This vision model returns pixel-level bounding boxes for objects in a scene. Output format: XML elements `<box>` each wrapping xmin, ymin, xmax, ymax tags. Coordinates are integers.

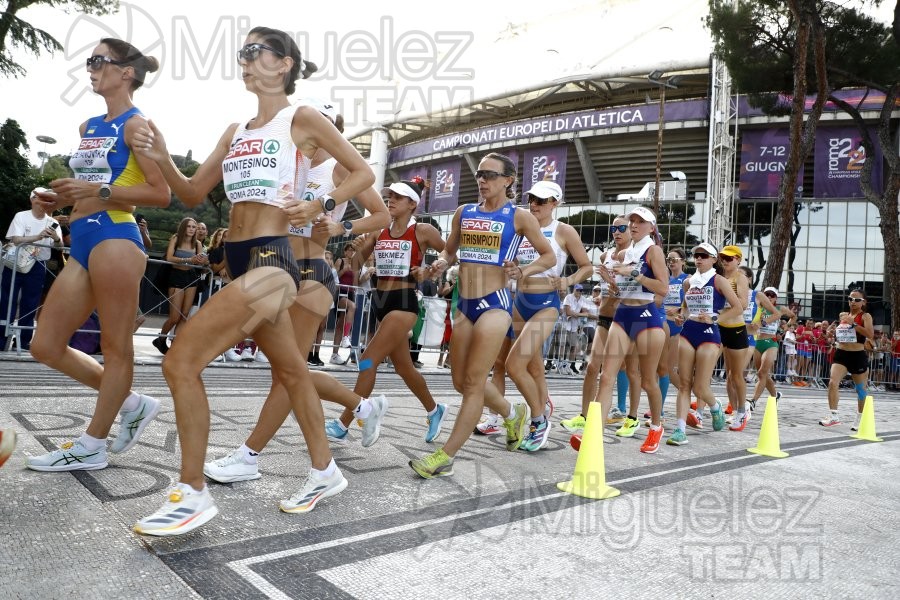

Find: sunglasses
<box><xmin>693</xmin><ymin>253</ymin><xmax>711</xmax><ymax>260</ymax></box>
<box><xmin>848</xmin><ymin>297</ymin><xmax>864</xmax><ymax>303</ymax></box>
<box><xmin>666</xmin><ymin>256</ymin><xmax>682</xmax><ymax>262</ymax></box>
<box><xmin>236</xmin><ymin>43</ymin><xmax>284</xmax><ymax>63</ymax></box>
<box><xmin>86</xmin><ymin>55</ymin><xmax>127</xmax><ymax>71</ymax></box>
<box><xmin>609</xmin><ymin>224</ymin><xmax>628</xmax><ymax>233</ymax></box>
<box><xmin>720</xmin><ymin>255</ymin><xmax>736</xmax><ymax>263</ymax></box>
<box><xmin>764</xmin><ymin>292</ymin><xmax>777</xmax><ymax>298</ymax></box>
<box><xmin>475</xmin><ymin>170</ymin><xmax>506</xmax><ymax>181</ymax></box>
<box><xmin>528</xmin><ymin>195</ymin><xmax>554</xmax><ymax>205</ymax></box>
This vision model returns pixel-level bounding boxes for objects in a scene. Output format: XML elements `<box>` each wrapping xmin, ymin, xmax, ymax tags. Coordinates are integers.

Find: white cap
<box><xmin>382</xmin><ymin>182</ymin><xmax>421</xmax><ymax>204</ymax></box>
<box><xmin>763</xmin><ymin>286</ymin><xmax>779</xmax><ymax>296</ymax></box>
<box><xmin>627</xmin><ymin>206</ymin><xmax>657</xmax><ymax>225</ymax></box>
<box><xmin>30</xmin><ymin>187</ymin><xmax>49</xmax><ymax>199</ymax></box>
<box><xmin>299</xmin><ymin>97</ymin><xmax>338</xmax><ymax>123</ymax></box>
<box><xmin>691</xmin><ymin>242</ymin><xmax>718</xmax><ymax>257</ymax></box>
<box><xmin>525</xmin><ymin>180</ymin><xmax>563</xmax><ymax>202</ymax></box>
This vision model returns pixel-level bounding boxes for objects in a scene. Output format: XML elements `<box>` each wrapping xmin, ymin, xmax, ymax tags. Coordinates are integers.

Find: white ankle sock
<box><xmin>506</xmin><ymin>404</ymin><xmax>517</xmax><ymax>420</ymax></box>
<box><xmin>240</xmin><ymin>443</ymin><xmax>259</xmax><ymax>463</ymax></box>
<box><xmin>353</xmin><ymin>399</ymin><xmax>373</xmax><ymax>419</ymax></box>
<box><xmin>120</xmin><ymin>391</ymin><xmax>141</xmax><ymax>412</ymax></box>
<box><xmin>78</xmin><ymin>433</ymin><xmax>106</xmax><ymax>451</ymax></box>
<box><xmin>311</xmin><ymin>458</ymin><xmax>337</xmax><ymax>479</ymax></box>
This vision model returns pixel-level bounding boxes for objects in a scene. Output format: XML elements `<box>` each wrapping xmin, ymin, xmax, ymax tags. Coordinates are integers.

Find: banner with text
<box><xmin>814</xmin><ymin>126</ymin><xmax>883</xmax><ymax>198</ymax></box>
<box><xmin>739</xmin><ymin>129</ymin><xmax>804</xmax><ymax>199</ymax></box>
<box><xmin>429</xmin><ymin>160</ymin><xmax>461</xmax><ymax>213</ymax></box>
<box><xmin>522</xmin><ymin>145</ymin><xmax>568</xmax><ymax>201</ymax></box>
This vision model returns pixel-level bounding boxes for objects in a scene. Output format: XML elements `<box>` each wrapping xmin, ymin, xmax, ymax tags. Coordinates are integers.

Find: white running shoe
<box><xmin>330</xmin><ymin>353</ymin><xmax>347</xmax><ymax>365</ymax></box>
<box><xmin>850</xmin><ymin>412</ymin><xmax>862</xmax><ymax>432</ymax></box>
<box><xmin>110</xmin><ymin>394</ymin><xmax>161</xmax><ymax>454</ymax></box>
<box><xmin>475</xmin><ymin>413</ymin><xmax>503</xmax><ymax>435</ymax></box>
<box><xmin>224</xmin><ymin>348</ymin><xmax>242</xmax><ymax>362</ymax></box>
<box><xmin>361</xmin><ymin>395</ymin><xmax>389</xmax><ymax>447</ymax></box>
<box><xmin>204</xmin><ymin>448</ymin><xmax>261</xmax><ymax>483</ymax></box>
<box><xmin>240</xmin><ymin>346</ymin><xmax>255</xmax><ymax>361</ymax></box>
<box><xmin>819</xmin><ymin>414</ymin><xmax>841</xmax><ymax>427</ymax></box>
<box><xmin>26</xmin><ymin>440</ymin><xmax>108</xmax><ymax>472</ymax></box>
<box><xmin>254</xmin><ymin>350</ymin><xmax>269</xmax><ymax>363</ymax></box>
<box><xmin>279</xmin><ymin>467</ymin><xmax>348</xmax><ymax>513</ymax></box>
<box><xmin>134</xmin><ymin>483</ymin><xmax>218</xmax><ymax>536</ymax></box>
<box><xmin>340</xmin><ymin>336</ymin><xmax>352</xmax><ymax>348</ymax></box>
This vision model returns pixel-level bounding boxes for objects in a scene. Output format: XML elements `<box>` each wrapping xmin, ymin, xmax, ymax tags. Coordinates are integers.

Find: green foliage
<box><xmin>0</xmin><ymin>0</ymin><xmax>120</xmax><ymax>77</ymax></box>
<box><xmin>0</xmin><ymin>118</ymin><xmax>38</xmax><ymax>229</ymax></box>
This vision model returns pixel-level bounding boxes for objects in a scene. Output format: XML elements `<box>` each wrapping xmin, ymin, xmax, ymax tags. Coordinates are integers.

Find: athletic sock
<box><xmin>120</xmin><ymin>391</ymin><xmax>141</xmax><ymax>412</ymax></box>
<box><xmin>677</xmin><ymin>418</ymin><xmax>687</xmax><ymax>431</ymax></box>
<box><xmin>710</xmin><ymin>400</ymin><xmax>722</xmax><ymax>414</ymax></box>
<box><xmin>658</xmin><ymin>375</ymin><xmax>670</xmax><ymax>410</ymax></box>
<box><xmin>310</xmin><ymin>458</ymin><xmax>337</xmax><ymax>479</ymax></box>
<box><xmin>426</xmin><ymin>406</ymin><xmax>438</xmax><ymax>417</ymax></box>
<box><xmin>353</xmin><ymin>398</ymin><xmax>373</xmax><ymax>419</ymax></box>
<box><xmin>78</xmin><ymin>433</ymin><xmax>106</xmax><ymax>451</ymax></box>
<box><xmin>531</xmin><ymin>415</ymin><xmax>546</xmax><ymax>426</ymax></box>
<box><xmin>239</xmin><ymin>443</ymin><xmax>259</xmax><ymax>464</ymax></box>
<box><xmin>616</xmin><ymin>370</ymin><xmax>629</xmax><ymax>413</ymax></box>
<box><xmin>506</xmin><ymin>404</ymin><xmax>517</xmax><ymax>420</ymax></box>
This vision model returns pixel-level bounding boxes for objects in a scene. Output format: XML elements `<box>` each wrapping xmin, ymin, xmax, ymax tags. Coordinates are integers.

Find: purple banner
<box><xmin>389</xmin><ymin>99</ymin><xmax>709</xmax><ymax>162</ymax></box>
<box><xmin>814</xmin><ymin>126</ymin><xmax>883</xmax><ymax>198</ymax></box>
<box><xmin>522</xmin><ymin>145</ymin><xmax>567</xmax><ymax>201</ymax></box>
<box><xmin>739</xmin><ymin>129</ymin><xmax>804</xmax><ymax>199</ymax></box>
<box><xmin>429</xmin><ymin>160</ymin><xmax>461</xmax><ymax>213</ymax></box>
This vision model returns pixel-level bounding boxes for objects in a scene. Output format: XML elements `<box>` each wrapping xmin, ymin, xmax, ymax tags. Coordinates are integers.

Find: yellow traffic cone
<box><xmin>557</xmin><ymin>402</ymin><xmax>620</xmax><ymax>499</ymax></box>
<box><xmin>747</xmin><ymin>396</ymin><xmax>788</xmax><ymax>458</ymax></box>
<box><xmin>850</xmin><ymin>396</ymin><xmax>883</xmax><ymax>442</ymax></box>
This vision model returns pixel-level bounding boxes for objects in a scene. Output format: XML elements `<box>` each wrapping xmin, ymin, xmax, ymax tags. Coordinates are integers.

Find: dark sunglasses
<box><xmin>475</xmin><ymin>170</ymin><xmax>506</xmax><ymax>181</ymax></box>
<box><xmin>236</xmin><ymin>43</ymin><xmax>284</xmax><ymax>63</ymax></box>
<box><xmin>528</xmin><ymin>195</ymin><xmax>554</xmax><ymax>205</ymax></box>
<box><xmin>720</xmin><ymin>255</ymin><xmax>736</xmax><ymax>263</ymax></box>
<box><xmin>764</xmin><ymin>292</ymin><xmax>777</xmax><ymax>298</ymax></box>
<box><xmin>666</xmin><ymin>256</ymin><xmax>682</xmax><ymax>262</ymax></box>
<box><xmin>693</xmin><ymin>253</ymin><xmax>711</xmax><ymax>260</ymax></box>
<box><xmin>609</xmin><ymin>224</ymin><xmax>628</xmax><ymax>233</ymax></box>
<box><xmin>86</xmin><ymin>55</ymin><xmax>126</xmax><ymax>71</ymax></box>
<box><xmin>848</xmin><ymin>297</ymin><xmax>864</xmax><ymax>303</ymax></box>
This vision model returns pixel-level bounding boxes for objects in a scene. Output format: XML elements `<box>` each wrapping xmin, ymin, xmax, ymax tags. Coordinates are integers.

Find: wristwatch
<box><xmin>342</xmin><ymin>220</ymin><xmax>353</xmax><ymax>235</ymax></box>
<box><xmin>98</xmin><ymin>183</ymin><xmax>112</xmax><ymax>201</ymax></box>
<box><xmin>319</xmin><ymin>194</ymin><xmax>336</xmax><ymax>212</ymax></box>
<box><xmin>630</xmin><ymin>268</ymin><xmax>640</xmax><ymax>278</ymax></box>
<box><xmin>710</xmin><ymin>314</ymin><xmax>719</xmax><ymax>324</ymax></box>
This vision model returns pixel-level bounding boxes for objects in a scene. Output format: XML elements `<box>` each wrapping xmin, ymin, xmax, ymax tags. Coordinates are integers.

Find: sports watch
<box><xmin>319</xmin><ymin>194</ymin><xmax>336</xmax><ymax>212</ymax></box>
<box><xmin>710</xmin><ymin>314</ymin><xmax>719</xmax><ymax>324</ymax></box>
<box><xmin>342</xmin><ymin>220</ymin><xmax>353</xmax><ymax>235</ymax></box>
<box><xmin>630</xmin><ymin>268</ymin><xmax>640</xmax><ymax>278</ymax></box>
<box><xmin>98</xmin><ymin>183</ymin><xmax>112</xmax><ymax>201</ymax></box>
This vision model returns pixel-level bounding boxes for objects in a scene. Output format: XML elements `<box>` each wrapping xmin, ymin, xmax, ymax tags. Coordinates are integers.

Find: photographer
<box><xmin>1</xmin><ymin>187</ymin><xmax>62</xmax><ymax>350</ymax></box>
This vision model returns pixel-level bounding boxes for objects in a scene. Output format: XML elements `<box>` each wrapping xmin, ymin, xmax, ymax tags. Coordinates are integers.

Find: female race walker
<box><xmin>819</xmin><ymin>289</ymin><xmax>874</xmax><ymax>430</ymax></box>
<box><xmin>409</xmin><ymin>153</ymin><xmax>555</xmax><ymax>478</ymax></box>
<box><xmin>131</xmin><ymin>27</ymin><xmax>375</xmax><ymax>535</ymax></box>
<box><xmin>593</xmin><ymin>207</ymin><xmax>669</xmax><ymax>454</ymax></box>
<box><xmin>153</xmin><ymin>216</ymin><xmax>207</xmax><ymax>354</ymax></box>
<box><xmin>667</xmin><ymin>243</ymin><xmax>741</xmax><ymax>446</ymax></box>
<box><xmin>27</xmin><ymin>39</ymin><xmax>169</xmax><ymax>472</ymax></box>
<box><xmin>326</xmin><ymin>178</ymin><xmax>448</xmax><ymax>442</ymax></box>
<box><xmin>203</xmin><ymin>101</ymin><xmax>390</xmax><ymax>487</ymax></box>
<box><xmin>744</xmin><ymin>285</ymin><xmax>794</xmax><ymax>429</ymax></box>
<box><xmin>715</xmin><ymin>246</ymin><xmax>751</xmax><ymax>419</ymax></box>
<box><xmin>494</xmin><ymin>180</ymin><xmax>592</xmax><ymax>452</ymax></box>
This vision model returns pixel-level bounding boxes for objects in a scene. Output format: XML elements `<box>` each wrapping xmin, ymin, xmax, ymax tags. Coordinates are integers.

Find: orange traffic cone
<box><xmin>747</xmin><ymin>396</ymin><xmax>788</xmax><ymax>458</ymax></box>
<box><xmin>557</xmin><ymin>402</ymin><xmax>620</xmax><ymax>499</ymax></box>
<box><xmin>850</xmin><ymin>396</ymin><xmax>882</xmax><ymax>442</ymax></box>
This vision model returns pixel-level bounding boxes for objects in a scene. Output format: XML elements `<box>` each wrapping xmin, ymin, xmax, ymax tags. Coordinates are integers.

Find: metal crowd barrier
<box><xmin>2</xmin><ymin>245</ymin><xmax>213</xmax><ymax>356</ymax></box>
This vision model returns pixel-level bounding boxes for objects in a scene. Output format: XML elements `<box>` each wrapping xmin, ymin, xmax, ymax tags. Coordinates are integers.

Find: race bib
<box><xmin>459</xmin><ymin>218</ymin><xmax>503</xmax><ymax>264</ymax></box>
<box><xmin>835</xmin><ymin>325</ymin><xmax>856</xmax><ymax>343</ymax></box>
<box><xmin>374</xmin><ymin>238</ymin><xmax>414</xmax><ymax>278</ymax></box>
<box><xmin>70</xmin><ymin>137</ymin><xmax>115</xmax><ymax>183</ymax></box>
<box><xmin>685</xmin><ymin>285</ymin><xmax>715</xmax><ymax>316</ymax></box>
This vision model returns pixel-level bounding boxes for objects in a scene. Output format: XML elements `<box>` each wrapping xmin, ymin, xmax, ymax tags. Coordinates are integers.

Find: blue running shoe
<box><xmin>325</xmin><ymin>419</ymin><xmax>348</xmax><ymax>442</ymax></box>
<box><xmin>425</xmin><ymin>403</ymin><xmax>448</xmax><ymax>443</ymax></box>
<box><xmin>711</xmin><ymin>405</ymin><xmax>726</xmax><ymax>431</ymax></box>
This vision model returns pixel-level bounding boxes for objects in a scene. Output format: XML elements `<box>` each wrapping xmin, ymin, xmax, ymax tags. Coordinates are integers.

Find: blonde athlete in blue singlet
<box><xmin>27</xmin><ymin>38</ymin><xmax>170</xmax><ymax>473</ymax></box>
<box><xmin>131</xmin><ymin>27</ymin><xmax>375</xmax><ymax>536</ymax></box>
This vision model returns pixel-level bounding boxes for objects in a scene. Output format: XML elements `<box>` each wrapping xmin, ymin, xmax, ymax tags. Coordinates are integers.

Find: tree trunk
<box><xmin>764</xmin><ymin>1</ymin><xmax>830</xmax><ymax>290</ymax></box>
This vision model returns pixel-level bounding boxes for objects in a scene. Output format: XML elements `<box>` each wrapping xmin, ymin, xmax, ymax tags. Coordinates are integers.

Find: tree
<box><xmin>0</xmin><ymin>118</ymin><xmax>38</xmax><ymax>228</ymax></box>
<box><xmin>707</xmin><ymin>0</ymin><xmax>900</xmax><ymax>329</ymax></box>
<box><xmin>0</xmin><ymin>0</ymin><xmax>119</xmax><ymax>77</ymax></box>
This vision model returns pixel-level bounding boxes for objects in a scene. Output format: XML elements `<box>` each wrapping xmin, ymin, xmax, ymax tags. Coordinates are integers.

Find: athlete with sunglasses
<box><xmin>820</xmin><ymin>289</ymin><xmax>874</xmax><ymax>429</ymax></box>
<box><xmin>27</xmin><ymin>39</ymin><xmax>170</xmax><ymax>474</ymax></box>
<box><xmin>131</xmin><ymin>27</ymin><xmax>375</xmax><ymax>535</ymax></box>
<box><xmin>409</xmin><ymin>153</ymin><xmax>556</xmax><ymax>477</ymax></box>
